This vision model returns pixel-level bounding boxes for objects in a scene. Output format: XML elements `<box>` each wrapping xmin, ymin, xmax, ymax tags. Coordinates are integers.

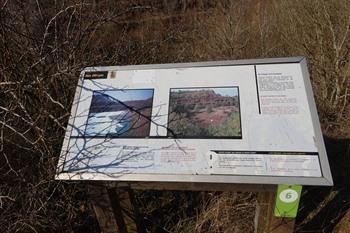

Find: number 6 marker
<box><xmin>279</xmin><ymin>189</ymin><xmax>298</xmax><ymax>203</ymax></box>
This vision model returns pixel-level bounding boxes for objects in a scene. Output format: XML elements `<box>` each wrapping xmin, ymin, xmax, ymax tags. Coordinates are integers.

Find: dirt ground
<box><xmin>193</xmin><ymin>106</ymin><xmax>237</xmax><ymax>127</ymax></box>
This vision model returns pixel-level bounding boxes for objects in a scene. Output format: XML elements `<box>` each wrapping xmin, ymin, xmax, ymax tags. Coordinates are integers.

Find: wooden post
<box><xmin>88</xmin><ymin>185</ymin><xmax>119</xmax><ymax>233</ymax></box>
<box><xmin>88</xmin><ymin>184</ymin><xmax>145</xmax><ymax>233</ymax></box>
<box><xmin>256</xmin><ymin>191</ymin><xmax>295</xmax><ymax>233</ymax></box>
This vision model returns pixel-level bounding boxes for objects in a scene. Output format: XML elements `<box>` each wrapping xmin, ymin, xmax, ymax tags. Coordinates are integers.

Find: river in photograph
<box><xmin>85</xmin><ymin>110</ymin><xmax>131</xmax><ymax>136</ymax></box>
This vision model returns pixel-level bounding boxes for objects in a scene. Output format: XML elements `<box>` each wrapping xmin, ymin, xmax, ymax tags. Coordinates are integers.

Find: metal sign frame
<box><xmin>56</xmin><ymin>57</ymin><xmax>333</xmax><ymax>186</ymax></box>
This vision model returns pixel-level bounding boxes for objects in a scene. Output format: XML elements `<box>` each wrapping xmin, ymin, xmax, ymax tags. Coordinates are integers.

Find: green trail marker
<box><xmin>274</xmin><ymin>184</ymin><xmax>302</xmax><ymax>218</ymax></box>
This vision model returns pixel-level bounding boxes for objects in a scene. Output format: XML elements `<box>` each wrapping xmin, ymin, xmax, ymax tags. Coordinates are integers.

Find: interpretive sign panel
<box><xmin>55</xmin><ymin>57</ymin><xmax>333</xmax><ymax>186</ymax></box>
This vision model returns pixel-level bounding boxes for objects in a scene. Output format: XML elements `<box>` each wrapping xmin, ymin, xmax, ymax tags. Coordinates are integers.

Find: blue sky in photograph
<box><xmin>99</xmin><ymin>89</ymin><xmax>154</xmax><ymax>101</ymax></box>
<box><xmin>172</xmin><ymin>87</ymin><xmax>238</xmax><ymax>97</ymax></box>
<box><xmin>214</xmin><ymin>87</ymin><xmax>238</xmax><ymax>97</ymax></box>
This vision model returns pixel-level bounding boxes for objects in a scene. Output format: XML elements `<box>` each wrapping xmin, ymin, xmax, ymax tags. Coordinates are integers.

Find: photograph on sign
<box><xmin>85</xmin><ymin>89</ymin><xmax>154</xmax><ymax>137</ymax></box>
<box><xmin>167</xmin><ymin>87</ymin><xmax>241</xmax><ymax>138</ymax></box>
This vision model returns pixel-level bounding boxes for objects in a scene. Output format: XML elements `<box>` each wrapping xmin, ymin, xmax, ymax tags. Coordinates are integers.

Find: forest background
<box><xmin>1</xmin><ymin>0</ymin><xmax>349</xmax><ymax>232</ymax></box>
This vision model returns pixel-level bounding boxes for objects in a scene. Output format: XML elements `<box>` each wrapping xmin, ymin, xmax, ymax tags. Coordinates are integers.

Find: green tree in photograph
<box><xmin>207</xmin><ymin>105</ymin><xmax>213</xmax><ymax>113</ymax></box>
<box><xmin>209</xmin><ymin>113</ymin><xmax>241</xmax><ymax>137</ymax></box>
<box><xmin>169</xmin><ymin>112</ymin><xmax>209</xmax><ymax>137</ymax></box>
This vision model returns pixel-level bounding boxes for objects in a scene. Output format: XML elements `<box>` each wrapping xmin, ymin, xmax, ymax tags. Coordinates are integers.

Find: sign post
<box><xmin>257</xmin><ymin>191</ymin><xmax>296</xmax><ymax>233</ymax></box>
<box><xmin>56</xmin><ymin>57</ymin><xmax>333</xmax><ymax>232</ymax></box>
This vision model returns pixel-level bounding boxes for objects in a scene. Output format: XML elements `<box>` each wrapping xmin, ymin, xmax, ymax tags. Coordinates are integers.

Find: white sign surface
<box><xmin>56</xmin><ymin>57</ymin><xmax>333</xmax><ymax>186</ymax></box>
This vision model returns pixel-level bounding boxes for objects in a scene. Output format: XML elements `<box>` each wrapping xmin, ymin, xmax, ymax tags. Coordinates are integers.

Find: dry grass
<box><xmin>0</xmin><ymin>0</ymin><xmax>349</xmax><ymax>232</ymax></box>
<box><xmin>172</xmin><ymin>192</ymin><xmax>256</xmax><ymax>233</ymax></box>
